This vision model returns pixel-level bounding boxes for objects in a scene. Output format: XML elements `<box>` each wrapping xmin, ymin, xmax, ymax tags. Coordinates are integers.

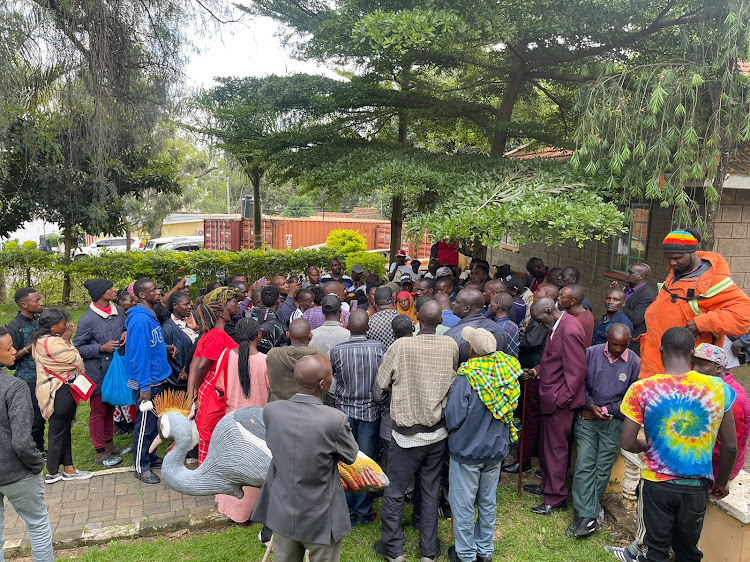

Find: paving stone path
<box><xmin>2</xmin><ymin>466</ymin><xmax>227</xmax><ymax>558</ymax></box>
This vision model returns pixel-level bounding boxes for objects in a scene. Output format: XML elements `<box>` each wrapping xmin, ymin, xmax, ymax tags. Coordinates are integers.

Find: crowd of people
<box><xmin>3</xmin><ymin>227</ymin><xmax>750</xmax><ymax>562</ymax></box>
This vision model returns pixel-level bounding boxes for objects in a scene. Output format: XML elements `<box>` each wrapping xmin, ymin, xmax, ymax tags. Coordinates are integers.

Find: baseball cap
<box><xmin>694</xmin><ymin>343</ymin><xmax>727</xmax><ymax>368</ymax></box>
<box><xmin>395</xmin><ymin>249</ymin><xmax>407</xmax><ymax>257</ymax></box>
<box><xmin>351</xmin><ymin>264</ymin><xmax>364</xmax><ymax>273</ymax></box>
<box><xmin>436</xmin><ymin>266</ymin><xmax>452</xmax><ymax>277</ymax></box>
<box><xmin>321</xmin><ymin>295</ymin><xmax>342</xmax><ymax>313</ymax></box>
<box><xmin>504</xmin><ymin>274</ymin><xmax>525</xmax><ymax>294</ymax></box>
<box><xmin>461</xmin><ymin>326</ymin><xmax>496</xmax><ymax>356</ymax></box>
<box><xmin>400</xmin><ymin>273</ymin><xmax>413</xmax><ymax>284</ymax></box>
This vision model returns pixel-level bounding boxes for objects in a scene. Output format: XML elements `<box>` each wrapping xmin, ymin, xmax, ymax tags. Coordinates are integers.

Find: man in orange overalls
<box><xmin>639</xmin><ymin>228</ymin><xmax>750</xmax><ymax>378</ymax></box>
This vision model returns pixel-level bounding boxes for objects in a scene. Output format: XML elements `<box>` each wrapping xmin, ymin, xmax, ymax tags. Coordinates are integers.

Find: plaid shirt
<box><xmin>457</xmin><ymin>352</ymin><xmax>522</xmax><ymax>442</ymax></box>
<box><xmin>377</xmin><ymin>334</ymin><xmax>459</xmax><ymax>430</ymax></box>
<box><xmin>366</xmin><ymin>309</ymin><xmax>400</xmax><ymax>350</ymax></box>
<box><xmin>495</xmin><ymin>317</ymin><xmax>520</xmax><ymax>359</ymax></box>
<box><xmin>329</xmin><ymin>335</ymin><xmax>385</xmax><ymax>422</ymax></box>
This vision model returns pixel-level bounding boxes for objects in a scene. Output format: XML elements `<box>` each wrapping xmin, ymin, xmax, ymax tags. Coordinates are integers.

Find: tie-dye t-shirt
<box><xmin>620</xmin><ymin>371</ymin><xmax>735</xmax><ymax>483</ymax></box>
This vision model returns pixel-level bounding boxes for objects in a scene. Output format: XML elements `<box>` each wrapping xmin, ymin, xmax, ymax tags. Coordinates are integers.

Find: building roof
<box><xmin>729</xmin><ymin>142</ymin><xmax>750</xmax><ymax>176</ymax></box>
<box><xmin>504</xmin><ymin>143</ymin><xmax>574</xmax><ymax>161</ymax></box>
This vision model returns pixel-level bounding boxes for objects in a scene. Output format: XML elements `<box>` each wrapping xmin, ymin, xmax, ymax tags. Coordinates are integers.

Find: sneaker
<box><xmin>373</xmin><ymin>539</ymin><xmax>406</xmax><ymax>562</ymax></box>
<box><xmin>566</xmin><ymin>517</ymin><xmax>583</xmax><ymax>536</ymax></box>
<box><xmin>438</xmin><ymin>501</ymin><xmax>452</xmax><ymax>519</ymax></box>
<box><xmin>40</xmin><ymin>451</ymin><xmax>47</xmax><ymax>462</ymax></box>
<box><xmin>110</xmin><ymin>446</ymin><xmax>132</xmax><ymax>456</ymax></box>
<box><xmin>44</xmin><ymin>473</ymin><xmax>62</xmax><ymax>484</ymax></box>
<box><xmin>572</xmin><ymin>517</ymin><xmax>600</xmax><ymax>537</ymax></box>
<box><xmin>604</xmin><ymin>546</ymin><xmax>636</xmax><ymax>562</ymax></box>
<box><xmin>258</xmin><ymin>530</ymin><xmax>270</xmax><ymax>548</ymax></box>
<box><xmin>95</xmin><ymin>454</ymin><xmax>122</xmax><ymax>467</ymax></box>
<box><xmin>62</xmin><ymin>470</ymin><xmax>94</xmax><ymax>481</ymax></box>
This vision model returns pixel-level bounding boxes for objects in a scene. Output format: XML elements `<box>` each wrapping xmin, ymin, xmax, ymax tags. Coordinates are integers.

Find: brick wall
<box><xmin>487</xmin><ymin>205</ymin><xmax>673</xmax><ymax>318</ymax></box>
<box><xmin>712</xmin><ymin>188</ymin><xmax>750</xmax><ymax>291</ymax></box>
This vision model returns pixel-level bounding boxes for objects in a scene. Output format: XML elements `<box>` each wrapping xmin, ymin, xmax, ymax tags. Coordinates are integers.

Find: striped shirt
<box><xmin>330</xmin><ymin>336</ymin><xmax>385</xmax><ymax>422</ymax></box>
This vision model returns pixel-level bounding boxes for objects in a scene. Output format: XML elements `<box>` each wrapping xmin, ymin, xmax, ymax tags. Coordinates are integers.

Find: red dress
<box><xmin>195</xmin><ymin>328</ymin><xmax>238</xmax><ymax>463</ymax></box>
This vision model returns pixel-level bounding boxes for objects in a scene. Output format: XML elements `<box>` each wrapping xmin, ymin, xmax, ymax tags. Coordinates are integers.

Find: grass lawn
<box><xmin>54</xmin><ymin>482</ymin><xmax>624</xmax><ymax>561</ymax></box>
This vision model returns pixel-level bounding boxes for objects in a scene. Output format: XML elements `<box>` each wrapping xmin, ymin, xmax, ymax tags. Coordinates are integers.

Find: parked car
<box><xmin>73</xmin><ymin>237</ymin><xmax>140</xmax><ymax>258</ymax></box>
<box><xmin>143</xmin><ymin>237</ymin><xmax>176</xmax><ymax>251</ymax></box>
<box><xmin>160</xmin><ymin>236</ymin><xmax>204</xmax><ymax>252</ymax></box>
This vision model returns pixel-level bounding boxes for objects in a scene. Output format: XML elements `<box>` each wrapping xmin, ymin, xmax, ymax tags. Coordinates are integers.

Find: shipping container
<box><xmin>203</xmin><ymin>216</ymin><xmax>432</xmax><ymax>259</ymax></box>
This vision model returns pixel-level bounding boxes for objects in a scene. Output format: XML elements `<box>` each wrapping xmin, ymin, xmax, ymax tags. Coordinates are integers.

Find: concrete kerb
<box><xmin>4</xmin><ymin>508</ymin><xmax>231</xmax><ymax>558</ymax></box>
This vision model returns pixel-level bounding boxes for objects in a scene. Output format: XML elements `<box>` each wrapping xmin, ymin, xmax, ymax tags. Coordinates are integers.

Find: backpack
<box><xmin>248</xmin><ymin>307</ymin><xmax>289</xmax><ymax>353</ymax></box>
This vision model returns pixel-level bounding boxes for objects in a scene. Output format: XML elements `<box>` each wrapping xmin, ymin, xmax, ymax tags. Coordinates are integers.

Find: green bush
<box><xmin>0</xmin><ymin>245</ymin><xmax>344</xmax><ymax>303</ymax></box>
<box><xmin>344</xmin><ymin>251</ymin><xmax>387</xmax><ymax>281</ymax></box>
<box><xmin>325</xmin><ymin>229</ymin><xmax>367</xmax><ymax>256</ymax></box>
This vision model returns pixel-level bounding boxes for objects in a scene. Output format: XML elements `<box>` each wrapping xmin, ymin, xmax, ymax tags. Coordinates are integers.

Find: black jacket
<box><xmin>622</xmin><ymin>284</ymin><xmax>656</xmax><ymax>340</ymax></box>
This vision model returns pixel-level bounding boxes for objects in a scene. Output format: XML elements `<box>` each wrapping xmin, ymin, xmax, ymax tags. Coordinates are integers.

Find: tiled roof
<box><xmin>729</xmin><ymin>141</ymin><xmax>750</xmax><ymax>176</ymax></box>
<box><xmin>504</xmin><ymin>143</ymin><xmax>574</xmax><ymax>161</ymax></box>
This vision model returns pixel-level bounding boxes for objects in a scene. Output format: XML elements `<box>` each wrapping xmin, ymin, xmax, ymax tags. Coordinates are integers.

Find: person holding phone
<box><xmin>567</xmin><ymin>324</ymin><xmax>640</xmax><ymax>538</ymax></box>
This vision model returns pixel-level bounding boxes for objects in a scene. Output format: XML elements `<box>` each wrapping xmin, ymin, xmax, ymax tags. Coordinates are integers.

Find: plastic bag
<box><xmin>338</xmin><ymin>452</ymin><xmax>390</xmax><ymax>493</ymax></box>
<box><xmin>101</xmin><ymin>352</ymin><xmax>136</xmax><ymax>406</ymax></box>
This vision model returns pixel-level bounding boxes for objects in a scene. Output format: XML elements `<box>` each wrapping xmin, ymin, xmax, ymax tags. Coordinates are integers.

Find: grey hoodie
<box><xmin>266</xmin><ymin>345</ymin><xmax>325</xmax><ymax>402</ymax></box>
<box><xmin>0</xmin><ymin>371</ymin><xmax>44</xmax><ymax>485</ymax></box>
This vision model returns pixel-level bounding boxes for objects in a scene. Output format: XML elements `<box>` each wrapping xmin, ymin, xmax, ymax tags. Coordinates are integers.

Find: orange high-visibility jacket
<box><xmin>640</xmin><ymin>251</ymin><xmax>750</xmax><ymax>378</ymax></box>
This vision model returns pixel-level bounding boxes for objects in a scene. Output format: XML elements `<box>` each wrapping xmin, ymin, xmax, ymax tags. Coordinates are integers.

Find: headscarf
<box><xmin>396</xmin><ymin>291</ymin><xmax>417</xmax><ymax>322</ymax></box>
<box><xmin>193</xmin><ymin>301</ymin><xmax>224</xmax><ymax>334</ymax></box>
<box><xmin>203</xmin><ymin>287</ymin><xmax>237</xmax><ymax>305</ymax></box>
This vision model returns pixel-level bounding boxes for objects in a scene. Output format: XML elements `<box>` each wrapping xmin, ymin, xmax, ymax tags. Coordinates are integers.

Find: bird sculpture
<box><xmin>148</xmin><ymin>391</ymin><xmax>272</xmax><ymax>498</ymax></box>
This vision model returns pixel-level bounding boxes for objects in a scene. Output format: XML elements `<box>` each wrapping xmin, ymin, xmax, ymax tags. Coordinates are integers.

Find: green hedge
<box><xmin>0</xmin><ymin>243</ymin><xmax>387</xmax><ymax>304</ymax></box>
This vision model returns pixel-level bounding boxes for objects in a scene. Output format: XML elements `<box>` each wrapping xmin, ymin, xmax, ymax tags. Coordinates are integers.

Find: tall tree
<box><xmin>574</xmin><ymin>0</ymin><xmax>750</xmax><ymax>246</ymax></box>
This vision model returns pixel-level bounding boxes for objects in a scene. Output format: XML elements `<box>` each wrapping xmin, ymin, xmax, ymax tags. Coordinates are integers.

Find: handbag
<box><xmin>44</xmin><ymin>366</ymin><xmax>96</xmax><ymax>404</ymax></box>
<box><xmin>101</xmin><ymin>352</ymin><xmax>136</xmax><ymax>406</ymax></box>
<box><xmin>195</xmin><ymin>348</ymin><xmax>229</xmax><ymax>445</ymax></box>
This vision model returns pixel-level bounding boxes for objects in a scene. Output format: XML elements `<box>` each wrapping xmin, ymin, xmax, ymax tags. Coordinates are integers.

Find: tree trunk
<box><xmin>703</xmin><ymin>144</ymin><xmax>730</xmax><ymax>252</ymax></box>
<box><xmin>489</xmin><ymin>56</ymin><xmax>526</xmax><ymax>157</ymax></box>
<box><xmin>0</xmin><ymin>272</ymin><xmax>7</xmax><ymax>304</ymax></box>
<box><xmin>252</xmin><ymin>171</ymin><xmax>262</xmax><ymax>250</ymax></box>
<box><xmin>62</xmin><ymin>224</ymin><xmax>73</xmax><ymax>304</ymax></box>
<box><xmin>473</xmin><ymin>240</ymin><xmax>488</xmax><ymax>260</ymax></box>
<box><xmin>389</xmin><ymin>112</ymin><xmax>409</xmax><ymax>260</ymax></box>
<box><xmin>125</xmin><ymin>221</ymin><xmax>132</xmax><ymax>250</ymax></box>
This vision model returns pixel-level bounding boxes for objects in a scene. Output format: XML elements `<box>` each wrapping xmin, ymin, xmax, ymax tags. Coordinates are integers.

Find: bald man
<box><xmin>375</xmin><ymin>300</ymin><xmax>459</xmax><ymax>562</ymax></box>
<box><xmin>568</xmin><ymin>324</ymin><xmax>640</xmax><ymax>538</ymax></box>
<box><xmin>611</xmin><ymin>263</ymin><xmax>655</xmax><ymax>355</ymax></box>
<box><xmin>524</xmin><ymin>297</ymin><xmax>587</xmax><ymax>516</ymax></box>
<box><xmin>266</xmin><ymin>319</ymin><xmax>325</xmax><ymax>402</ymax></box>
<box><xmin>254</xmin><ymin>355</ymin><xmax>358</xmax><ymax>561</ymax></box>
<box><xmin>591</xmin><ymin>289</ymin><xmax>633</xmax><ymax>346</ymax></box>
<box><xmin>445</xmin><ymin>289</ymin><xmax>507</xmax><ymax>365</ymax></box>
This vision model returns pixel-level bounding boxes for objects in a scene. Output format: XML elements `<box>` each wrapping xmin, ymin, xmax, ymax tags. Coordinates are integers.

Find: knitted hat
<box><xmin>662</xmin><ymin>229</ymin><xmax>700</xmax><ymax>253</ymax></box>
<box><xmin>84</xmin><ymin>278</ymin><xmax>113</xmax><ymax>301</ymax></box>
<box><xmin>694</xmin><ymin>343</ymin><xmax>727</xmax><ymax>368</ymax></box>
<box><xmin>461</xmin><ymin>326</ymin><xmax>496</xmax><ymax>356</ymax></box>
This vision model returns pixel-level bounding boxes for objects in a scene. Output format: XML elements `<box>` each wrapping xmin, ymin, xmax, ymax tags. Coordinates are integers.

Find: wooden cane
<box><xmin>517</xmin><ymin>377</ymin><xmax>528</xmax><ymax>496</ymax></box>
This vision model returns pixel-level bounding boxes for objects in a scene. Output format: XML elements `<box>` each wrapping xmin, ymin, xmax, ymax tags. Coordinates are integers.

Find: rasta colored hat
<box><xmin>662</xmin><ymin>229</ymin><xmax>700</xmax><ymax>253</ymax></box>
<box><xmin>84</xmin><ymin>278</ymin><xmax>113</xmax><ymax>301</ymax></box>
<box><xmin>694</xmin><ymin>343</ymin><xmax>727</xmax><ymax>368</ymax></box>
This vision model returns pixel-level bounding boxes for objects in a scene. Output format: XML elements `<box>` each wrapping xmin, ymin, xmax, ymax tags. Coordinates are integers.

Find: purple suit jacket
<box><xmin>538</xmin><ymin>313</ymin><xmax>587</xmax><ymax>415</ymax></box>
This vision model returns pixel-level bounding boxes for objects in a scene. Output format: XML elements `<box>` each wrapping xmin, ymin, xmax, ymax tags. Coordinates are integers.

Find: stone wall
<box><xmin>713</xmin><ymin>188</ymin><xmax>750</xmax><ymax>291</ymax></box>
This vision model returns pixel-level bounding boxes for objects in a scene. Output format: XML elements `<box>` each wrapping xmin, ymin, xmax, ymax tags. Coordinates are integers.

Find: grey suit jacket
<box><xmin>253</xmin><ymin>393</ymin><xmax>358</xmax><ymax>545</ymax></box>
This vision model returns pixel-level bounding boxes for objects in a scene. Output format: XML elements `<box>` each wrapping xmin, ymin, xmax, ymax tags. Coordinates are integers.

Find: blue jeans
<box><xmin>448</xmin><ymin>458</ymin><xmax>502</xmax><ymax>562</ymax></box>
<box><xmin>345</xmin><ymin>417</ymin><xmax>380</xmax><ymax>523</ymax></box>
<box><xmin>0</xmin><ymin>473</ymin><xmax>54</xmax><ymax>562</ymax></box>
<box><xmin>133</xmin><ymin>383</ymin><xmax>163</xmax><ymax>473</ymax></box>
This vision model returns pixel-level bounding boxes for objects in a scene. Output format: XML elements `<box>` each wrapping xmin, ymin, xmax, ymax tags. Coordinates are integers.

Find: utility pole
<box><xmin>226</xmin><ymin>177</ymin><xmax>231</xmax><ymax>214</ymax></box>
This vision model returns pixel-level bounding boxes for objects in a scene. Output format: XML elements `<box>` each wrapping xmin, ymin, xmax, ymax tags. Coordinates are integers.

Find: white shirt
<box><xmin>549</xmin><ymin>311</ymin><xmax>566</xmax><ymax>340</ymax></box>
<box><xmin>389</xmin><ymin>262</ymin><xmax>418</xmax><ymax>281</ymax></box>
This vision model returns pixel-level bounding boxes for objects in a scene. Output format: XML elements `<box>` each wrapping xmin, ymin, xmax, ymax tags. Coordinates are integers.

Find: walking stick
<box><xmin>517</xmin><ymin>376</ymin><xmax>528</xmax><ymax>497</ymax></box>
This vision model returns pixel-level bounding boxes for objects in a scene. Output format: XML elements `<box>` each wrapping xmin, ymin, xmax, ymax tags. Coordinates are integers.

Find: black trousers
<box><xmin>26</xmin><ymin>379</ymin><xmax>46</xmax><ymax>453</ymax></box>
<box><xmin>47</xmin><ymin>384</ymin><xmax>77</xmax><ymax>473</ymax></box>
<box><xmin>636</xmin><ymin>480</ymin><xmax>707</xmax><ymax>562</ymax></box>
<box><xmin>379</xmin><ymin>438</ymin><xmax>445</xmax><ymax>559</ymax></box>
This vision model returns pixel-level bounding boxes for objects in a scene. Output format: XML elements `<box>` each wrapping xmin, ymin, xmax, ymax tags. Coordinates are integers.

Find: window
<box><xmin>610</xmin><ymin>204</ymin><xmax>650</xmax><ymax>273</ymax></box>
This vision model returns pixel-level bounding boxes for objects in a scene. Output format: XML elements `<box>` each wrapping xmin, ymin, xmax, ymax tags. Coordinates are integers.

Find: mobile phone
<box><xmin>186</xmin><ymin>274</ymin><xmax>197</xmax><ymax>286</ymax></box>
<box><xmin>604</xmin><ymin>413</ymin><xmax>613</xmax><ymax>419</ymax></box>
<box><xmin>257</xmin><ymin>277</ymin><xmax>267</xmax><ymax>287</ymax></box>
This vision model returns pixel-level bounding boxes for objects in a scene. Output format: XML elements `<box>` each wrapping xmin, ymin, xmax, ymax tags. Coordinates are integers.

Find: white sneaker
<box><xmin>44</xmin><ymin>473</ymin><xmax>62</xmax><ymax>484</ymax></box>
<box><xmin>61</xmin><ymin>470</ymin><xmax>94</xmax><ymax>481</ymax></box>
